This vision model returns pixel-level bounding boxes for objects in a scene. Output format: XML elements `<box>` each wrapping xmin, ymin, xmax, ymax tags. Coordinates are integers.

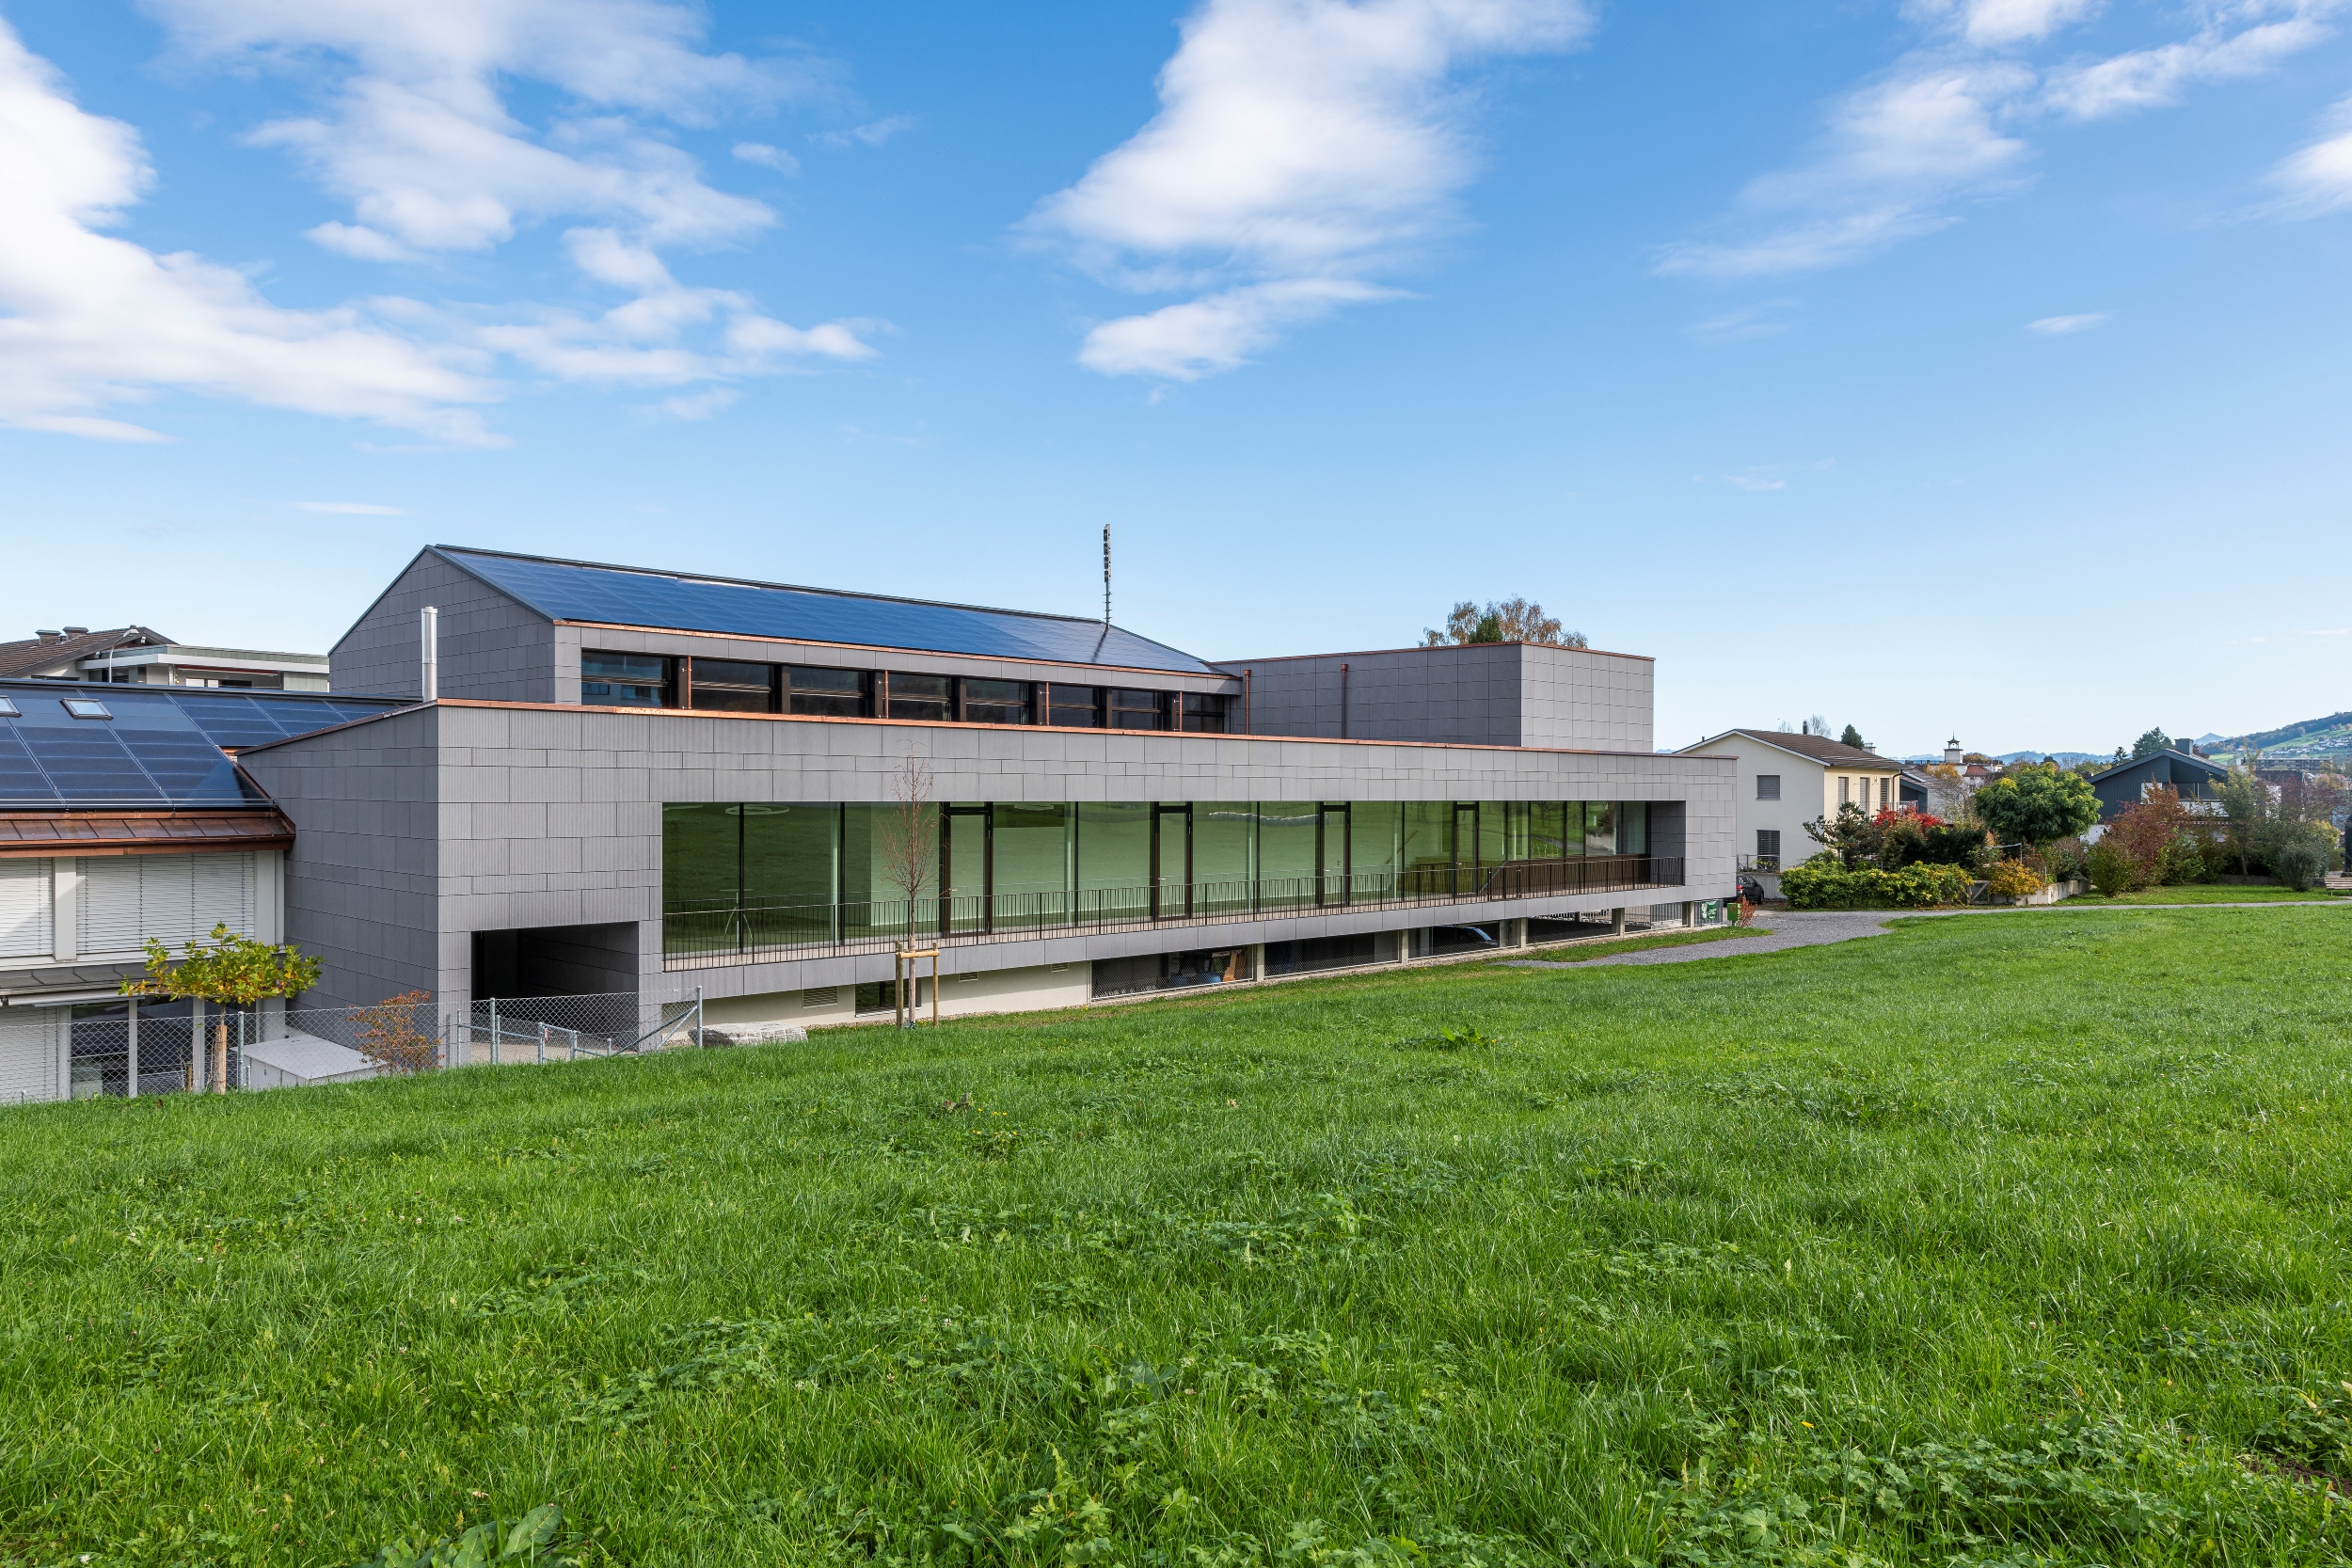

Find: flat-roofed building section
<box><xmin>1215</xmin><ymin>642</ymin><xmax>1654</xmax><ymax>752</ymax></box>
<box><xmin>238</xmin><ymin>700</ymin><xmax>1734</xmax><ymax>1021</ymax></box>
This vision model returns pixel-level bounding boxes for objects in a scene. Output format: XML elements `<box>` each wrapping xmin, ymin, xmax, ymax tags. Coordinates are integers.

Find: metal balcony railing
<box><xmin>662</xmin><ymin>854</ymin><xmax>1686</xmax><ymax>969</ymax></box>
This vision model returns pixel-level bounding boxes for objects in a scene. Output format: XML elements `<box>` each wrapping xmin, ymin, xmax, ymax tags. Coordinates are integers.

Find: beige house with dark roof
<box><xmin>1677</xmin><ymin>729</ymin><xmax>1907</xmax><ymax>879</ymax></box>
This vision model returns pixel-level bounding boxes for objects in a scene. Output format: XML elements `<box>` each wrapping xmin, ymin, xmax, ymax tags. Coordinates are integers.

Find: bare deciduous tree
<box><xmin>878</xmin><ymin>750</ymin><xmax>938</xmax><ymax>916</ymax></box>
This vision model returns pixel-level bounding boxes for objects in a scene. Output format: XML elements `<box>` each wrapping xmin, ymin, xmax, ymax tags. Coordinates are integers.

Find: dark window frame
<box><xmin>1756</xmin><ymin>773</ymin><xmax>1781</xmax><ymax>800</ymax></box>
<box><xmin>581</xmin><ymin>649</ymin><xmax>674</xmax><ymax>708</ymax></box>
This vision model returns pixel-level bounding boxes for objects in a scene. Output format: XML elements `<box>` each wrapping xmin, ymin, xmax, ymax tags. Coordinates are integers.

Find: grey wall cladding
<box><xmin>331</xmin><ymin>550</ymin><xmax>557</xmax><ymax>703</ymax></box>
<box><xmin>1216</xmin><ymin>643</ymin><xmax>1654</xmax><ymax>751</ymax></box>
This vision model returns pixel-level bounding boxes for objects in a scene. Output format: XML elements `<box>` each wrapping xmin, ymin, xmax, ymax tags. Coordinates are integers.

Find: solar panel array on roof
<box><xmin>437</xmin><ymin>546</ymin><xmax>1219</xmax><ymax>676</ymax></box>
<box><xmin>0</xmin><ymin>682</ymin><xmax>403</xmax><ymax>808</ymax></box>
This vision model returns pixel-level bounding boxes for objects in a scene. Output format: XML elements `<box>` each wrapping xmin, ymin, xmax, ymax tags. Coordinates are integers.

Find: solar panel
<box><xmin>0</xmin><ymin>682</ymin><xmax>402</xmax><ymax>807</ymax></box>
<box><xmin>440</xmin><ymin>547</ymin><xmax>1219</xmax><ymax>674</ymax></box>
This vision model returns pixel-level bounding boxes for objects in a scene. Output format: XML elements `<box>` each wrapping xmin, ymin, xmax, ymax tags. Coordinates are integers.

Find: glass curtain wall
<box><xmin>663</xmin><ymin>799</ymin><xmax>1664</xmax><ymax>950</ymax></box>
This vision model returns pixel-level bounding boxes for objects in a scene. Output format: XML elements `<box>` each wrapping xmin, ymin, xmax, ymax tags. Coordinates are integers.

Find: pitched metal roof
<box><xmin>2087</xmin><ymin>749</ymin><xmax>2228</xmax><ymax>785</ymax></box>
<box><xmin>432</xmin><ymin>546</ymin><xmax>1219</xmax><ymax>675</ymax></box>
<box><xmin>0</xmin><ymin>808</ymin><xmax>294</xmax><ymax>858</ymax></box>
<box><xmin>0</xmin><ymin>680</ymin><xmax>405</xmax><ymax>808</ymax></box>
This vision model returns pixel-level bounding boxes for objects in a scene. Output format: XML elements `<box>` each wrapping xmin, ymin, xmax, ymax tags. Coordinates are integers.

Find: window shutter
<box><xmin>0</xmin><ymin>861</ymin><xmax>53</xmax><ymax>960</ymax></box>
<box><xmin>78</xmin><ymin>852</ymin><xmax>257</xmax><ymax>956</ymax></box>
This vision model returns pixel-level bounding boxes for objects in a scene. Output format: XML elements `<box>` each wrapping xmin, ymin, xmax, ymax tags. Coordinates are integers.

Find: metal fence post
<box><xmin>693</xmin><ymin>987</ymin><xmax>704</xmax><ymax>1049</ymax></box>
<box><xmin>125</xmin><ymin>998</ymin><xmax>138</xmax><ymax>1100</ymax></box>
<box><xmin>488</xmin><ymin>998</ymin><xmax>500</xmax><ymax>1067</ymax></box>
<box><xmin>538</xmin><ymin>1021</ymin><xmax>548</xmax><ymax>1065</ymax></box>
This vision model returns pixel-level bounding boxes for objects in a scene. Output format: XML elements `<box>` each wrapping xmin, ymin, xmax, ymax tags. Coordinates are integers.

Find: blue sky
<box><xmin>4</xmin><ymin>0</ymin><xmax>2348</xmax><ymax>757</ymax></box>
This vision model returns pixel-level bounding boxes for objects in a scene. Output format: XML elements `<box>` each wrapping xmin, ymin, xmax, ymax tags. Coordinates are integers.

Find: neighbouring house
<box><xmin>2087</xmin><ymin>748</ymin><xmax>2230</xmax><ymax>823</ymax></box>
<box><xmin>209</xmin><ymin>545</ymin><xmax>1740</xmax><ymax>1040</ymax></box>
<box><xmin>1676</xmin><ymin>728</ymin><xmax>1908</xmax><ymax>891</ymax></box>
<box><xmin>0</xmin><ymin>626</ymin><xmax>332</xmax><ymax>690</ymax></box>
<box><xmin>0</xmin><ymin>680</ymin><xmax>404</xmax><ymax>1101</ymax></box>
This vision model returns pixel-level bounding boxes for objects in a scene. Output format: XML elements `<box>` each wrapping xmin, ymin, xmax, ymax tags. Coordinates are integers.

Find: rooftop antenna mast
<box><xmin>1102</xmin><ymin>525</ymin><xmax>1112</xmax><ymax>627</ymax></box>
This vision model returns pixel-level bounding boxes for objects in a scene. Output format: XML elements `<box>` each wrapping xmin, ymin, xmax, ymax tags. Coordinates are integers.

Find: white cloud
<box><xmin>1907</xmin><ymin>0</ymin><xmax>2104</xmax><ymax>47</ymax></box>
<box><xmin>1688</xmin><ymin>300</ymin><xmax>1798</xmax><ymax>343</ymax></box>
<box><xmin>732</xmin><ymin>141</ymin><xmax>799</xmax><ymax>174</ymax></box>
<box><xmin>810</xmin><ymin>115</ymin><xmax>915</xmax><ymax>150</ymax></box>
<box><xmin>2267</xmin><ymin>95</ymin><xmax>2352</xmax><ymax>213</ymax></box>
<box><xmin>1076</xmin><ymin>278</ymin><xmax>1402</xmax><ymax>379</ymax></box>
<box><xmin>2027</xmin><ymin>311</ymin><xmax>2110</xmax><ymax>332</ymax></box>
<box><xmin>0</xmin><ymin>19</ymin><xmax>499</xmax><ymax>443</ymax></box>
<box><xmin>1726</xmin><ymin>473</ymin><xmax>1787</xmax><ymax>492</ymax></box>
<box><xmin>143</xmin><ymin>0</ymin><xmax>810</xmax><ymax>255</ymax></box>
<box><xmin>2042</xmin><ymin>7</ymin><xmax>2338</xmax><ymax>119</ymax></box>
<box><xmin>644</xmin><ymin>388</ymin><xmax>738</xmax><ymax>421</ymax></box>
<box><xmin>296</xmin><ymin>500</ymin><xmax>406</xmax><ymax>513</ymax></box>
<box><xmin>1658</xmin><ymin>64</ymin><xmax>2031</xmax><ymax>277</ymax></box>
<box><xmin>1031</xmin><ymin>0</ymin><xmax>1590</xmax><ymax>377</ymax></box>
<box><xmin>1662</xmin><ymin>1</ymin><xmax>2341</xmax><ymax>278</ymax></box>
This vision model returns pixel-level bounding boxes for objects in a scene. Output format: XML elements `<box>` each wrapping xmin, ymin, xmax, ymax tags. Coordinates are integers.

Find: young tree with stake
<box><xmin>120</xmin><ymin>924</ymin><xmax>322</xmax><ymax>1093</ymax></box>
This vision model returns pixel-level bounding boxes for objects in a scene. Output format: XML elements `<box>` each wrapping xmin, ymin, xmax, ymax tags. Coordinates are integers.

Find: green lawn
<box><xmin>1511</xmin><ymin>925</ymin><xmax>1767</xmax><ymax>963</ymax></box>
<box><xmin>7</xmin><ymin>910</ymin><xmax>2352</xmax><ymax>1567</ymax></box>
<box><xmin>2062</xmin><ymin>883</ymin><xmax>2339</xmax><ymax>905</ymax></box>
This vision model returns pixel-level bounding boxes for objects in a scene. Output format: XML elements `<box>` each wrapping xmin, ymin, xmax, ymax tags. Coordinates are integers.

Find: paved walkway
<box><xmin>1502</xmin><ymin>900</ymin><xmax>2349</xmax><ymax>971</ymax></box>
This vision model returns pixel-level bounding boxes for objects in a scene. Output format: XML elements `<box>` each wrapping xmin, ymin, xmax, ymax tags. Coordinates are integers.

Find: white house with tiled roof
<box><xmin>1676</xmin><ymin>729</ymin><xmax>1907</xmax><ymax>881</ymax></box>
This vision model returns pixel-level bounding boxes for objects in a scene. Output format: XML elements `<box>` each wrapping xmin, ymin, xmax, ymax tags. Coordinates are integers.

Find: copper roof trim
<box><xmin>0</xmin><ymin>808</ymin><xmax>294</xmax><ymax>858</ymax></box>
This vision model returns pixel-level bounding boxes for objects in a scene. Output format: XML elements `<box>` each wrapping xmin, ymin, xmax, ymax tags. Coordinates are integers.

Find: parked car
<box><xmin>1736</xmin><ymin>873</ymin><xmax>1768</xmax><ymax>906</ymax></box>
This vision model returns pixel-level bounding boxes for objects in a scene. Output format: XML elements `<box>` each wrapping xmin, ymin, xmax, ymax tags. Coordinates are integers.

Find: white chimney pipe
<box><xmin>421</xmin><ymin>606</ymin><xmax>438</xmax><ymax>703</ymax></box>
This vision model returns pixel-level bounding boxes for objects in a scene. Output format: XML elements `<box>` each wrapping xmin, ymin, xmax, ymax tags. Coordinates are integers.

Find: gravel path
<box><xmin>1502</xmin><ymin>900</ymin><xmax>2348</xmax><ymax>971</ymax></box>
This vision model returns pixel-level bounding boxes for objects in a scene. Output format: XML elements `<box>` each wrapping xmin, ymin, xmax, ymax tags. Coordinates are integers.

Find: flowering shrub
<box><xmin>1780</xmin><ymin>862</ymin><xmax>1972</xmax><ymax>910</ymax></box>
<box><xmin>1984</xmin><ymin>861</ymin><xmax>2046</xmax><ymax>900</ymax></box>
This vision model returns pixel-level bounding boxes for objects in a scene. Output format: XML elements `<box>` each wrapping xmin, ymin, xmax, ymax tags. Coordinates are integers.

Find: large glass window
<box><xmin>583</xmin><ymin>650</ymin><xmax>670</xmax><ymax>706</ymax></box>
<box><xmin>963</xmin><ymin>679</ymin><xmax>1032</xmax><ymax>725</ymax></box>
<box><xmin>1049</xmin><ymin>685</ymin><xmax>1101</xmax><ymax>727</ymax></box>
<box><xmin>1191</xmin><ymin>803</ymin><xmax>1256</xmax><ymax>914</ymax></box>
<box><xmin>1349</xmin><ymin>801</ymin><xmax>1402</xmax><ymax>897</ymax></box>
<box><xmin>663</xmin><ymin>796</ymin><xmax>1680</xmax><ymax>962</ymax></box>
<box><xmin>888</xmin><ymin>673</ymin><xmax>952</xmax><ymax>722</ymax></box>
<box><xmin>1181</xmin><ymin>693</ymin><xmax>1230</xmax><ymax>733</ymax></box>
<box><xmin>789</xmin><ymin>667</ymin><xmax>869</xmax><ymax>718</ymax></box>
<box><xmin>1403</xmin><ymin>801</ymin><xmax>1454</xmax><ymax>895</ymax></box>
<box><xmin>742</xmin><ymin>802</ymin><xmax>835</xmax><ymax>946</ymax></box>
<box><xmin>1077</xmin><ymin>802</ymin><xmax>1151</xmax><ymax>924</ymax></box>
<box><xmin>1108</xmin><ymin>689</ymin><xmax>1166</xmax><ymax>731</ymax></box>
<box><xmin>1256</xmin><ymin>803</ymin><xmax>1319</xmax><ymax>909</ymax></box>
<box><xmin>992</xmin><ymin>803</ymin><xmax>1069</xmax><ymax>928</ymax></box>
<box><xmin>690</xmin><ymin>658</ymin><xmax>777</xmax><ymax>714</ymax></box>
<box><xmin>1584</xmin><ymin>801</ymin><xmax>1615</xmax><ymax>857</ymax></box>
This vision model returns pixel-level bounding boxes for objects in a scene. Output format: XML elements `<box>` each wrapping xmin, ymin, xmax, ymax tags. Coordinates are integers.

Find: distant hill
<box><xmin>2208</xmin><ymin>711</ymin><xmax>2352</xmax><ymax>764</ymax></box>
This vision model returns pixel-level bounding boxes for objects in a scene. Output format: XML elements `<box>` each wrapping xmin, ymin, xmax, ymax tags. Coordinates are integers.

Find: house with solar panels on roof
<box><xmin>0</xmin><ymin>681</ymin><xmax>404</xmax><ymax>1100</ymax></box>
<box><xmin>206</xmin><ymin>546</ymin><xmax>1736</xmax><ymax>1041</ymax></box>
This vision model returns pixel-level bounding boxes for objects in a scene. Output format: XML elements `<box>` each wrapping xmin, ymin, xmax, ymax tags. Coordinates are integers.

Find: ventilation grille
<box><xmin>801</xmin><ymin>987</ymin><xmax>839</xmax><ymax>1008</ymax></box>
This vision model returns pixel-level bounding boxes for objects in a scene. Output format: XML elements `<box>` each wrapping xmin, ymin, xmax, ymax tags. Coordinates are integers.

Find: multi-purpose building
<box><xmin>218</xmin><ymin>546</ymin><xmax>1737</xmax><ymax>1036</ymax></box>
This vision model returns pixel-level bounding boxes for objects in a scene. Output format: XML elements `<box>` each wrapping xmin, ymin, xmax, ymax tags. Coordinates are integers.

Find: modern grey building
<box><xmin>223</xmin><ymin>546</ymin><xmax>1737</xmax><ymax>1035</ymax></box>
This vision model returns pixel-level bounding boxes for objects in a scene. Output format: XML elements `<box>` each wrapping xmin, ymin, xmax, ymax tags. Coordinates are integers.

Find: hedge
<box><xmin>1780</xmin><ymin>862</ymin><xmax>1973</xmax><ymax>911</ymax></box>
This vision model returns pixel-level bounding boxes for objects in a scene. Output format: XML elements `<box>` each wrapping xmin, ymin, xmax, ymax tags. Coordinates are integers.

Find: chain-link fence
<box><xmin>0</xmin><ymin>990</ymin><xmax>706</xmax><ymax>1101</ymax></box>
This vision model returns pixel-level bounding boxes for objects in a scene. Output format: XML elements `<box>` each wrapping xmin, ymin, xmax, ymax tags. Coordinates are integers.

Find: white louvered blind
<box><xmin>78</xmin><ymin>853</ymin><xmax>257</xmax><ymax>956</ymax></box>
<box><xmin>0</xmin><ymin>861</ymin><xmax>53</xmax><ymax>960</ymax></box>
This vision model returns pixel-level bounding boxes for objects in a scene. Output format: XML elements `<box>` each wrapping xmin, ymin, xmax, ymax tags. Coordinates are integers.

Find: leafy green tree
<box><xmin>1971</xmin><ymin>763</ymin><xmax>2101</xmax><ymax>849</ymax></box>
<box><xmin>2131</xmin><ymin>727</ymin><xmax>2175</xmax><ymax>760</ymax></box>
<box><xmin>1422</xmin><ymin>597</ymin><xmax>1587</xmax><ymax>648</ymax></box>
<box><xmin>1839</xmin><ymin>723</ymin><xmax>1867</xmax><ymax>750</ymax></box>
<box><xmin>121</xmin><ymin>923</ymin><xmax>322</xmax><ymax>1093</ymax></box>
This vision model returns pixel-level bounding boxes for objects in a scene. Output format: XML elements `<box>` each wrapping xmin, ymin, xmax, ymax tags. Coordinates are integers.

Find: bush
<box><xmin>2269</xmin><ymin>824</ymin><xmax>2333</xmax><ymax>890</ymax></box>
<box><xmin>2154</xmin><ymin>833</ymin><xmax>2210</xmax><ymax>887</ymax></box>
<box><xmin>2040</xmin><ymin>836</ymin><xmax>2089</xmax><ymax>883</ymax></box>
<box><xmin>1780</xmin><ymin>862</ymin><xmax>1972</xmax><ymax>911</ymax></box>
<box><xmin>2086</xmin><ymin>840</ymin><xmax>2144</xmax><ymax>897</ymax></box>
<box><xmin>1984</xmin><ymin>861</ymin><xmax>2045</xmax><ymax>900</ymax></box>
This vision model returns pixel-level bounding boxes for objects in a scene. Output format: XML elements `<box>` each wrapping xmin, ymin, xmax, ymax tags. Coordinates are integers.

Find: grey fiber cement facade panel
<box><xmin>245</xmin><ymin>702</ymin><xmax>1736</xmax><ymax>1012</ymax></box>
<box><xmin>331</xmin><ymin>551</ymin><xmax>560</xmax><ymax>705</ymax></box>
<box><xmin>1215</xmin><ymin>643</ymin><xmax>1655</xmax><ymax>752</ymax></box>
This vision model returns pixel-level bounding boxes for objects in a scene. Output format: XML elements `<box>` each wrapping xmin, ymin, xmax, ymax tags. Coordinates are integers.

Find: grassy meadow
<box><xmin>4</xmin><ymin>908</ymin><xmax>2351</xmax><ymax>1567</ymax></box>
<box><xmin>2061</xmin><ymin>886</ymin><xmax>2340</xmax><ymax>906</ymax></box>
